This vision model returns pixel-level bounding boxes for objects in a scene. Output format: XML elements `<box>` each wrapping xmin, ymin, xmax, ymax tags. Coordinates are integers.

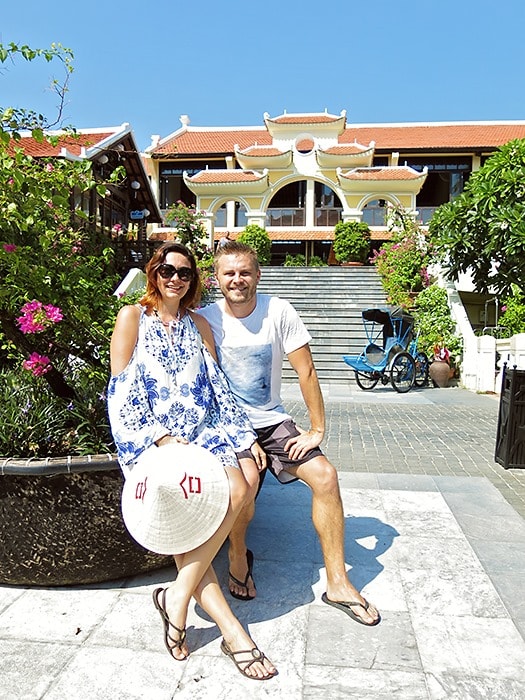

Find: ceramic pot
<box><xmin>429</xmin><ymin>360</ymin><xmax>451</xmax><ymax>388</ymax></box>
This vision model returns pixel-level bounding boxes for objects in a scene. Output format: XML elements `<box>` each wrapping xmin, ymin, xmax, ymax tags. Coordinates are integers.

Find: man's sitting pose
<box><xmin>198</xmin><ymin>242</ymin><xmax>380</xmax><ymax>626</ymax></box>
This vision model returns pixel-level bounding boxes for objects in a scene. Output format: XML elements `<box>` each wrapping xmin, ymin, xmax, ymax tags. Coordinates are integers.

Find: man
<box><xmin>217</xmin><ymin>231</ymin><xmax>231</xmax><ymax>249</ymax></box>
<box><xmin>198</xmin><ymin>242</ymin><xmax>380</xmax><ymax>626</ymax></box>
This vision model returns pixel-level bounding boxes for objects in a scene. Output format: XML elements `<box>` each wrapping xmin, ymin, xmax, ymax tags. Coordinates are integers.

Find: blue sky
<box><xmin>1</xmin><ymin>0</ymin><xmax>524</xmax><ymax>151</ymax></box>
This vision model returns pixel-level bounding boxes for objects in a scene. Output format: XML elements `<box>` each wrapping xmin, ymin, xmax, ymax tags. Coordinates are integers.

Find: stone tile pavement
<box><xmin>1</xmin><ymin>383</ymin><xmax>525</xmax><ymax>699</ymax></box>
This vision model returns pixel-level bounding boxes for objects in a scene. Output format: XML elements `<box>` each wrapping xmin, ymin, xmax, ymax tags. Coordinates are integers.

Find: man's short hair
<box><xmin>214</xmin><ymin>241</ymin><xmax>260</xmax><ymax>272</ymax></box>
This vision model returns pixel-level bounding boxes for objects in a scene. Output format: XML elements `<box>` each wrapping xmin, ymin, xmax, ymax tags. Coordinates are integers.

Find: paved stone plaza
<box><xmin>1</xmin><ymin>384</ymin><xmax>524</xmax><ymax>699</ymax></box>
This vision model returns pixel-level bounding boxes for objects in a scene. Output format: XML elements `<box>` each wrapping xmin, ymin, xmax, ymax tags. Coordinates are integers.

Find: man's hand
<box><xmin>250</xmin><ymin>441</ymin><xmax>267</xmax><ymax>471</ymax></box>
<box><xmin>284</xmin><ymin>426</ymin><xmax>323</xmax><ymax>460</ymax></box>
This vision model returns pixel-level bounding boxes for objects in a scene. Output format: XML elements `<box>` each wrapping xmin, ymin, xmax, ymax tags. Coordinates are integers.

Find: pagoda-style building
<box><xmin>144</xmin><ymin>110</ymin><xmax>525</xmax><ymax>264</ymax></box>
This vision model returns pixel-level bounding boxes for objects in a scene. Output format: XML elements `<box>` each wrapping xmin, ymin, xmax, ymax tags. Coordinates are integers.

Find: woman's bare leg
<box><xmin>160</xmin><ymin>465</ymin><xmax>247</xmax><ymax>657</ymax></box>
<box><xmin>181</xmin><ymin>560</ymin><xmax>276</xmax><ymax>678</ymax></box>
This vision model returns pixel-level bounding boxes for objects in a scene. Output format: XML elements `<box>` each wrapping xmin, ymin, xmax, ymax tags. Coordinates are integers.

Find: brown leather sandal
<box><xmin>220</xmin><ymin>639</ymin><xmax>277</xmax><ymax>680</ymax></box>
<box><xmin>152</xmin><ymin>587</ymin><xmax>188</xmax><ymax>660</ymax></box>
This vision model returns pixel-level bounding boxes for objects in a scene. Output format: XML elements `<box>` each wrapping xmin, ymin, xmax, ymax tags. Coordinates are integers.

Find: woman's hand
<box><xmin>156</xmin><ymin>435</ymin><xmax>189</xmax><ymax>447</ymax></box>
<box><xmin>250</xmin><ymin>441</ymin><xmax>267</xmax><ymax>471</ymax></box>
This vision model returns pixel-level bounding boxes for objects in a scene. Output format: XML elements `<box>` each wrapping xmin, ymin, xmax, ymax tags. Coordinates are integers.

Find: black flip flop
<box><xmin>229</xmin><ymin>549</ymin><xmax>256</xmax><ymax>601</ymax></box>
<box><xmin>321</xmin><ymin>592</ymin><xmax>381</xmax><ymax>626</ymax></box>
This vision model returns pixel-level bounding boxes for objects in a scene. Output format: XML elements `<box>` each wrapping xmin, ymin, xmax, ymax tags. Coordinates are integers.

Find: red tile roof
<box><xmin>12</xmin><ymin>132</ymin><xmax>116</xmax><ymax>157</ymax></box>
<box><xmin>188</xmin><ymin>170</ymin><xmax>265</xmax><ymax>184</ymax></box>
<box><xmin>342</xmin><ymin>123</ymin><xmax>525</xmax><ymax>150</ymax></box>
<box><xmin>322</xmin><ymin>144</ymin><xmax>372</xmax><ymax>155</ymax></box>
<box><xmin>211</xmin><ymin>229</ymin><xmax>389</xmax><ymax>242</ymax></box>
<box><xmin>266</xmin><ymin>114</ymin><xmax>342</xmax><ymax>124</ymax></box>
<box><xmin>239</xmin><ymin>146</ymin><xmax>285</xmax><ymax>156</ymax></box>
<box><xmin>153</xmin><ymin>129</ymin><xmax>270</xmax><ymax>155</ymax></box>
<box><xmin>341</xmin><ymin>166</ymin><xmax>423</xmax><ymax>181</ymax></box>
<box><xmin>149</xmin><ymin>121</ymin><xmax>525</xmax><ymax>157</ymax></box>
<box><xmin>152</xmin><ymin>228</ymin><xmax>390</xmax><ymax>243</ymax></box>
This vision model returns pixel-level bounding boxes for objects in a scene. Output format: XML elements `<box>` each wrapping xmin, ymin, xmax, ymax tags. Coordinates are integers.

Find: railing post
<box><xmin>510</xmin><ymin>333</ymin><xmax>525</xmax><ymax>369</ymax></box>
<box><xmin>477</xmin><ymin>334</ymin><xmax>497</xmax><ymax>392</ymax></box>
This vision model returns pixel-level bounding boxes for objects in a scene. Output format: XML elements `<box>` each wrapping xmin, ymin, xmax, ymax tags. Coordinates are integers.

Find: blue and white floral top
<box><xmin>107</xmin><ymin>306</ymin><xmax>256</xmax><ymax>473</ymax></box>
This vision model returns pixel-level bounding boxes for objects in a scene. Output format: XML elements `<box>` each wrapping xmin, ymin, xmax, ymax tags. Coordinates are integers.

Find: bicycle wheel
<box><xmin>355</xmin><ymin>370</ymin><xmax>379</xmax><ymax>390</ymax></box>
<box><xmin>414</xmin><ymin>351</ymin><xmax>429</xmax><ymax>388</ymax></box>
<box><xmin>390</xmin><ymin>352</ymin><xmax>416</xmax><ymax>393</ymax></box>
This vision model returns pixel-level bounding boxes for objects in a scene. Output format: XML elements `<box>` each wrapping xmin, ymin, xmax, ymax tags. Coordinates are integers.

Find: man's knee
<box><xmin>238</xmin><ymin>457</ymin><xmax>260</xmax><ymax>497</ymax></box>
<box><xmin>228</xmin><ymin>468</ymin><xmax>250</xmax><ymax>511</ymax></box>
<box><xmin>297</xmin><ymin>457</ymin><xmax>340</xmax><ymax>494</ymax></box>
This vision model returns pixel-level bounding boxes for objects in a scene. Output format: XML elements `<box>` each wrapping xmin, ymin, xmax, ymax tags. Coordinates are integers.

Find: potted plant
<box><xmin>333</xmin><ymin>221</ymin><xmax>371</xmax><ymax>265</ymax></box>
<box><xmin>429</xmin><ymin>342</ymin><xmax>455</xmax><ymax>387</ymax></box>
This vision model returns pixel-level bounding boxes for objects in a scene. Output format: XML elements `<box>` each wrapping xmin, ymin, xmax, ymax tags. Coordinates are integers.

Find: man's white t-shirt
<box><xmin>198</xmin><ymin>294</ymin><xmax>311</xmax><ymax>428</ymax></box>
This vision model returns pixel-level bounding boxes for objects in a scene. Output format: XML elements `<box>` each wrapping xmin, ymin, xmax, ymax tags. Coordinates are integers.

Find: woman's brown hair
<box><xmin>139</xmin><ymin>242</ymin><xmax>201</xmax><ymax>313</ymax></box>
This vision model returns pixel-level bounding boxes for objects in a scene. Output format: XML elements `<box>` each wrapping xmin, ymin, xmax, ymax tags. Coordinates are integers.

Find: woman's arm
<box><xmin>110</xmin><ymin>305</ymin><xmax>141</xmax><ymax>376</ymax></box>
<box><xmin>109</xmin><ymin>305</ymin><xmax>176</xmax><ymax>448</ymax></box>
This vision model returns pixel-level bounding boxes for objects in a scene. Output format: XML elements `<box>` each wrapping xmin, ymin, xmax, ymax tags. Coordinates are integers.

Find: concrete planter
<box><xmin>0</xmin><ymin>454</ymin><xmax>169</xmax><ymax>586</ymax></box>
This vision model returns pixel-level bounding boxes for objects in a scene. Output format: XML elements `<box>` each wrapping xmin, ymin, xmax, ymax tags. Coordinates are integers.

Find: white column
<box><xmin>305</xmin><ymin>180</ymin><xmax>315</xmax><ymax>227</ymax></box>
<box><xmin>226</xmin><ymin>201</ymin><xmax>236</xmax><ymax>228</ymax></box>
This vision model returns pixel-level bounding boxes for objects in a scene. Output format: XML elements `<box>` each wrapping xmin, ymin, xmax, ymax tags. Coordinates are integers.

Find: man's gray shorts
<box><xmin>255</xmin><ymin>418</ymin><xmax>324</xmax><ymax>484</ymax></box>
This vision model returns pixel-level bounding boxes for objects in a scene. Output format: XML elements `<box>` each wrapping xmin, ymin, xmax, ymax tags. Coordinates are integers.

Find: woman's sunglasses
<box><xmin>157</xmin><ymin>263</ymin><xmax>193</xmax><ymax>281</ymax></box>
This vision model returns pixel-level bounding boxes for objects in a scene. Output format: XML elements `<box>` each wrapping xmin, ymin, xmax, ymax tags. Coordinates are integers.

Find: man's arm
<box><xmin>284</xmin><ymin>343</ymin><xmax>326</xmax><ymax>459</ymax></box>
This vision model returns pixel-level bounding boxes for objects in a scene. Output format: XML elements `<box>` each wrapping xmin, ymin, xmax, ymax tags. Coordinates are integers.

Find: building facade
<box><xmin>144</xmin><ymin>110</ymin><xmax>525</xmax><ymax>264</ymax></box>
<box><xmin>17</xmin><ymin>123</ymin><xmax>162</xmax><ymax>272</ymax></box>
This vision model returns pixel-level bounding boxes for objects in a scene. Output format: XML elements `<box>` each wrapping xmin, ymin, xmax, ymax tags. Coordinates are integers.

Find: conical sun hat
<box><xmin>121</xmin><ymin>442</ymin><xmax>230</xmax><ymax>555</ymax></box>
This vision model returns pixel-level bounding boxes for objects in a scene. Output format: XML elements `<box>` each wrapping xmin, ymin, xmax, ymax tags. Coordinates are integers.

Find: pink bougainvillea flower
<box><xmin>3</xmin><ymin>243</ymin><xmax>17</xmax><ymax>252</ymax></box>
<box><xmin>45</xmin><ymin>163</ymin><xmax>54</xmax><ymax>172</ymax></box>
<box><xmin>43</xmin><ymin>304</ymin><xmax>63</xmax><ymax>323</ymax></box>
<box><xmin>22</xmin><ymin>352</ymin><xmax>51</xmax><ymax>376</ymax></box>
<box><xmin>16</xmin><ymin>300</ymin><xmax>63</xmax><ymax>334</ymax></box>
<box><xmin>18</xmin><ymin>316</ymin><xmax>46</xmax><ymax>333</ymax></box>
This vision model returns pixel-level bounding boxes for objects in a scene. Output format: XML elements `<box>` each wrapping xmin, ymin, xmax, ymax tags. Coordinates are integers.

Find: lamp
<box><xmin>130</xmin><ymin>180</ymin><xmax>141</xmax><ymax>190</ymax></box>
<box><xmin>143</xmin><ymin>208</ymin><xmax>150</xmax><ymax>217</ymax></box>
<box><xmin>98</xmin><ymin>154</ymin><xmax>109</xmax><ymax>165</ymax></box>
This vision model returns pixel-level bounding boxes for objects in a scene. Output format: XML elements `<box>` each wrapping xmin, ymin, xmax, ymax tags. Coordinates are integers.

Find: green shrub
<box><xmin>0</xmin><ymin>365</ymin><xmax>112</xmax><ymax>458</ymax></box>
<box><xmin>499</xmin><ymin>289</ymin><xmax>525</xmax><ymax>336</ymax></box>
<box><xmin>284</xmin><ymin>253</ymin><xmax>306</xmax><ymax>267</ymax></box>
<box><xmin>308</xmin><ymin>255</ymin><xmax>327</xmax><ymax>267</ymax></box>
<box><xmin>237</xmin><ymin>224</ymin><xmax>272</xmax><ymax>265</ymax></box>
<box><xmin>413</xmin><ymin>285</ymin><xmax>462</xmax><ymax>366</ymax></box>
<box><xmin>333</xmin><ymin>221</ymin><xmax>371</xmax><ymax>264</ymax></box>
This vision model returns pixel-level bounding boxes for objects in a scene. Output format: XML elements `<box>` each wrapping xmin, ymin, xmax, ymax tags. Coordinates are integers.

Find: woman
<box><xmin>107</xmin><ymin>242</ymin><xmax>276</xmax><ymax>681</ymax></box>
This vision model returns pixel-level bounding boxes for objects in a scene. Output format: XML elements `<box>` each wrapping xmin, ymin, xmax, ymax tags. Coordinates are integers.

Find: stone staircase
<box><xmin>209</xmin><ymin>266</ymin><xmax>387</xmax><ymax>382</ymax></box>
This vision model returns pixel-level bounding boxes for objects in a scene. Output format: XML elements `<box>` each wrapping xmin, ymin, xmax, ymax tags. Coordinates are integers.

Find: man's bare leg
<box><xmin>293</xmin><ymin>456</ymin><xmax>380</xmax><ymax>624</ymax></box>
